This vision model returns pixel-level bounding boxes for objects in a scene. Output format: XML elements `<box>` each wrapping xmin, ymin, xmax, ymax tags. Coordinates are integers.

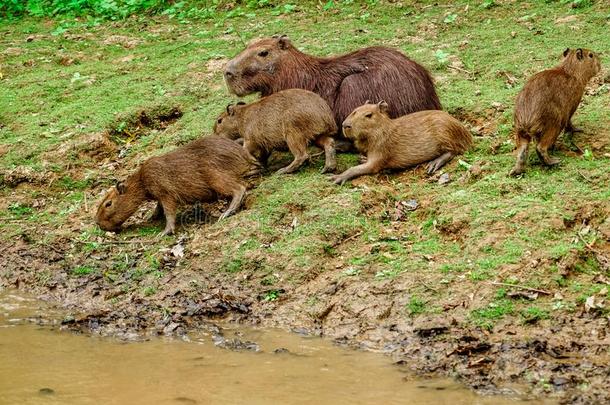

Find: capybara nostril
<box><xmin>343</xmin><ymin>124</ymin><xmax>351</xmax><ymax>130</ymax></box>
<box><xmin>224</xmin><ymin>70</ymin><xmax>234</xmax><ymax>78</ymax></box>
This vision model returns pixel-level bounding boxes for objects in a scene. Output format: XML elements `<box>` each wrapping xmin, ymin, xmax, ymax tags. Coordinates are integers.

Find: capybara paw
<box><xmin>276</xmin><ymin>167</ymin><xmax>291</xmax><ymax>175</ymax></box>
<box><xmin>545</xmin><ymin>157</ymin><xmax>561</xmax><ymax>166</ymax></box>
<box><xmin>320</xmin><ymin>165</ymin><xmax>336</xmax><ymax>174</ymax></box>
<box><xmin>329</xmin><ymin>175</ymin><xmax>347</xmax><ymax>185</ymax></box>
<box><xmin>509</xmin><ymin>166</ymin><xmax>525</xmax><ymax>177</ymax></box>
<box><xmin>358</xmin><ymin>155</ymin><xmax>368</xmax><ymax>164</ymax></box>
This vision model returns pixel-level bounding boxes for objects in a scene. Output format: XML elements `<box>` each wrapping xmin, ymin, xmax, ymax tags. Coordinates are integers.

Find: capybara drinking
<box><xmin>213</xmin><ymin>89</ymin><xmax>338</xmax><ymax>174</ymax></box>
<box><xmin>330</xmin><ymin>102</ymin><xmax>472</xmax><ymax>185</ymax></box>
<box><xmin>510</xmin><ymin>48</ymin><xmax>601</xmax><ymax>176</ymax></box>
<box><xmin>95</xmin><ymin>135</ymin><xmax>261</xmax><ymax>235</ymax></box>
<box><xmin>224</xmin><ymin>35</ymin><xmax>441</xmax><ymax>128</ymax></box>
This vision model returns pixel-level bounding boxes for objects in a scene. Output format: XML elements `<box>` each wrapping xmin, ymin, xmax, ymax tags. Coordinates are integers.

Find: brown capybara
<box><xmin>213</xmin><ymin>89</ymin><xmax>338</xmax><ymax>174</ymax></box>
<box><xmin>223</xmin><ymin>35</ymin><xmax>441</xmax><ymax>129</ymax></box>
<box><xmin>510</xmin><ymin>48</ymin><xmax>601</xmax><ymax>176</ymax></box>
<box><xmin>95</xmin><ymin>135</ymin><xmax>261</xmax><ymax>236</ymax></box>
<box><xmin>330</xmin><ymin>102</ymin><xmax>472</xmax><ymax>185</ymax></box>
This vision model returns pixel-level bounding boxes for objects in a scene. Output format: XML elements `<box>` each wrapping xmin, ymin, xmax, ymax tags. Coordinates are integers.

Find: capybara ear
<box><xmin>116</xmin><ymin>181</ymin><xmax>126</xmax><ymax>195</ymax></box>
<box><xmin>277</xmin><ymin>35</ymin><xmax>291</xmax><ymax>50</ymax></box>
<box><xmin>563</xmin><ymin>48</ymin><xmax>570</xmax><ymax>57</ymax></box>
<box><xmin>377</xmin><ymin>100</ymin><xmax>389</xmax><ymax>114</ymax></box>
<box><xmin>226</xmin><ymin>103</ymin><xmax>236</xmax><ymax>116</ymax></box>
<box><xmin>576</xmin><ymin>48</ymin><xmax>583</xmax><ymax>60</ymax></box>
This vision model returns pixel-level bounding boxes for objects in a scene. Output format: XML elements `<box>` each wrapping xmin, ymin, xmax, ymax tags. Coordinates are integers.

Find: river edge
<box><xmin>2</xmin><ymin>238</ymin><xmax>608</xmax><ymax>405</ymax></box>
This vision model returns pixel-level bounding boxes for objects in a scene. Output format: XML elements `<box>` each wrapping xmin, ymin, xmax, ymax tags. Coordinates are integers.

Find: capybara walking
<box><xmin>213</xmin><ymin>89</ymin><xmax>338</xmax><ymax>174</ymax></box>
<box><xmin>330</xmin><ymin>102</ymin><xmax>472</xmax><ymax>185</ymax></box>
<box><xmin>223</xmin><ymin>36</ymin><xmax>441</xmax><ymax>128</ymax></box>
<box><xmin>510</xmin><ymin>48</ymin><xmax>601</xmax><ymax>176</ymax></box>
<box><xmin>95</xmin><ymin>135</ymin><xmax>260</xmax><ymax>235</ymax></box>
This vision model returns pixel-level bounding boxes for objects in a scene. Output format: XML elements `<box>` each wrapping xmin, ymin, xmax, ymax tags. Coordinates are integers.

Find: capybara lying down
<box><xmin>95</xmin><ymin>135</ymin><xmax>261</xmax><ymax>236</ymax></box>
<box><xmin>510</xmin><ymin>48</ymin><xmax>601</xmax><ymax>176</ymax></box>
<box><xmin>330</xmin><ymin>102</ymin><xmax>472</xmax><ymax>185</ymax></box>
<box><xmin>223</xmin><ymin>35</ymin><xmax>441</xmax><ymax>128</ymax></box>
<box><xmin>213</xmin><ymin>89</ymin><xmax>338</xmax><ymax>174</ymax></box>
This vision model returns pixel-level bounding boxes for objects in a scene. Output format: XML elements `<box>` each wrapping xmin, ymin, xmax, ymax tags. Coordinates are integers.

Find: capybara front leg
<box><xmin>426</xmin><ymin>152</ymin><xmax>454</xmax><ymax>174</ymax></box>
<box><xmin>159</xmin><ymin>199</ymin><xmax>177</xmax><ymax>236</ymax></box>
<box><xmin>219</xmin><ymin>185</ymin><xmax>246</xmax><ymax>221</ymax></box>
<box><xmin>510</xmin><ymin>132</ymin><xmax>530</xmax><ymax>176</ymax></box>
<box><xmin>536</xmin><ymin>128</ymin><xmax>561</xmax><ymax>167</ymax></box>
<box><xmin>315</xmin><ymin>135</ymin><xmax>337</xmax><ymax>174</ymax></box>
<box><xmin>329</xmin><ymin>159</ymin><xmax>380</xmax><ymax>185</ymax></box>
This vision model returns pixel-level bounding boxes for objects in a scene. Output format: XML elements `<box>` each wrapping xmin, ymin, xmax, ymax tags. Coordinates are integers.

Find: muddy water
<box><xmin>0</xmin><ymin>292</ymin><xmax>546</xmax><ymax>405</ymax></box>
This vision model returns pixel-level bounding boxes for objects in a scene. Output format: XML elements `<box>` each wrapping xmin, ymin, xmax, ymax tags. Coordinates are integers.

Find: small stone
<box><xmin>438</xmin><ymin>173</ymin><xmax>451</xmax><ymax>185</ymax></box>
<box><xmin>39</xmin><ymin>388</ymin><xmax>55</xmax><ymax>395</ymax></box>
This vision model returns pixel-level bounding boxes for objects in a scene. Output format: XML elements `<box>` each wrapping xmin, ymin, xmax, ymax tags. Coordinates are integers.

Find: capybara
<box><xmin>330</xmin><ymin>102</ymin><xmax>472</xmax><ymax>185</ymax></box>
<box><xmin>95</xmin><ymin>135</ymin><xmax>261</xmax><ymax>235</ymax></box>
<box><xmin>213</xmin><ymin>89</ymin><xmax>338</xmax><ymax>174</ymax></box>
<box><xmin>224</xmin><ymin>35</ymin><xmax>441</xmax><ymax>128</ymax></box>
<box><xmin>510</xmin><ymin>48</ymin><xmax>601</xmax><ymax>176</ymax></box>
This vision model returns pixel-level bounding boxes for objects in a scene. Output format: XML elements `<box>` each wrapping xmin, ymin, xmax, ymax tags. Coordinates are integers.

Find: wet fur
<box><xmin>224</xmin><ymin>37</ymin><xmax>441</xmax><ymax>128</ymax></box>
<box><xmin>331</xmin><ymin>104</ymin><xmax>472</xmax><ymax>184</ymax></box>
<box><xmin>511</xmin><ymin>48</ymin><xmax>601</xmax><ymax>175</ymax></box>
<box><xmin>214</xmin><ymin>89</ymin><xmax>338</xmax><ymax>174</ymax></box>
<box><xmin>95</xmin><ymin>135</ymin><xmax>260</xmax><ymax>235</ymax></box>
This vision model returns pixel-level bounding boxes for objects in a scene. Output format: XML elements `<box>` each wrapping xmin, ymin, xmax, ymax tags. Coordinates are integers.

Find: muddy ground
<box><xmin>2</xmin><ymin>194</ymin><xmax>609</xmax><ymax>404</ymax></box>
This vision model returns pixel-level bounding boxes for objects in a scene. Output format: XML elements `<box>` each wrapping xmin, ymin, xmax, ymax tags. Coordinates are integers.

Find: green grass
<box><xmin>1</xmin><ymin>1</ymin><xmax>609</xmax><ymax>320</ymax></box>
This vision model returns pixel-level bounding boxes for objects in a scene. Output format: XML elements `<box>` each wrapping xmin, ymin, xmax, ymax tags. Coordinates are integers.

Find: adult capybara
<box><xmin>224</xmin><ymin>35</ymin><xmax>441</xmax><ymax>128</ymax></box>
<box><xmin>213</xmin><ymin>89</ymin><xmax>338</xmax><ymax>174</ymax></box>
<box><xmin>330</xmin><ymin>102</ymin><xmax>472</xmax><ymax>185</ymax></box>
<box><xmin>95</xmin><ymin>135</ymin><xmax>260</xmax><ymax>236</ymax></box>
<box><xmin>510</xmin><ymin>48</ymin><xmax>601</xmax><ymax>176</ymax></box>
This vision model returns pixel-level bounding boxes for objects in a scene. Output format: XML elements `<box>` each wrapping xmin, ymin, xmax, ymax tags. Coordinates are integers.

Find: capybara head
<box><xmin>224</xmin><ymin>35</ymin><xmax>293</xmax><ymax>96</ymax></box>
<box><xmin>562</xmin><ymin>48</ymin><xmax>601</xmax><ymax>81</ymax></box>
<box><xmin>342</xmin><ymin>101</ymin><xmax>390</xmax><ymax>140</ymax></box>
<box><xmin>95</xmin><ymin>182</ymin><xmax>134</xmax><ymax>232</ymax></box>
<box><xmin>213</xmin><ymin>102</ymin><xmax>246</xmax><ymax>140</ymax></box>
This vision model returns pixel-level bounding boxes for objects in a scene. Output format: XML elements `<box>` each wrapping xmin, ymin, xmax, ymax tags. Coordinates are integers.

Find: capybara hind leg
<box><xmin>159</xmin><ymin>199</ymin><xmax>177</xmax><ymax>236</ymax></box>
<box><xmin>536</xmin><ymin>128</ymin><xmax>561</xmax><ymax>166</ymax></box>
<box><xmin>329</xmin><ymin>158</ymin><xmax>381</xmax><ymax>185</ymax></box>
<box><xmin>219</xmin><ymin>184</ymin><xmax>246</xmax><ymax>220</ymax></box>
<box><xmin>277</xmin><ymin>135</ymin><xmax>309</xmax><ymax>174</ymax></box>
<box><xmin>315</xmin><ymin>135</ymin><xmax>337</xmax><ymax>173</ymax></box>
<box><xmin>426</xmin><ymin>152</ymin><xmax>454</xmax><ymax>175</ymax></box>
<box><xmin>510</xmin><ymin>136</ymin><xmax>530</xmax><ymax>176</ymax></box>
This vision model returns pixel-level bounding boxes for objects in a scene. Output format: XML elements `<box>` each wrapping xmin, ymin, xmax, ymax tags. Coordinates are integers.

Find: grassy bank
<box><xmin>1</xmin><ymin>0</ymin><xmax>609</xmax><ymax>401</ymax></box>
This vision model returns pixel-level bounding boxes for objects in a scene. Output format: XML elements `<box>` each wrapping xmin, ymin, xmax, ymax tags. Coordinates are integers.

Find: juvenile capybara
<box><xmin>330</xmin><ymin>102</ymin><xmax>472</xmax><ymax>185</ymax></box>
<box><xmin>95</xmin><ymin>135</ymin><xmax>260</xmax><ymax>236</ymax></box>
<box><xmin>510</xmin><ymin>48</ymin><xmax>601</xmax><ymax>176</ymax></box>
<box><xmin>224</xmin><ymin>35</ymin><xmax>441</xmax><ymax>128</ymax></box>
<box><xmin>213</xmin><ymin>89</ymin><xmax>338</xmax><ymax>174</ymax></box>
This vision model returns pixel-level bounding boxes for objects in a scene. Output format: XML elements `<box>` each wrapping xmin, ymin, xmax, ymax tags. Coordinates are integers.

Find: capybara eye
<box><xmin>217</xmin><ymin>118</ymin><xmax>223</xmax><ymax>124</ymax></box>
<box><xmin>258</xmin><ymin>50</ymin><xmax>269</xmax><ymax>57</ymax></box>
<box><xmin>589</xmin><ymin>53</ymin><xmax>593</xmax><ymax>58</ymax></box>
<box><xmin>365</xmin><ymin>113</ymin><xmax>373</xmax><ymax>118</ymax></box>
<box><xmin>105</xmin><ymin>201</ymin><xmax>112</xmax><ymax>208</ymax></box>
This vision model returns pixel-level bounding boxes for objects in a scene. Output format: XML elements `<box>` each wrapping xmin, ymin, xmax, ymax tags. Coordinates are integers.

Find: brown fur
<box><xmin>510</xmin><ymin>48</ymin><xmax>601</xmax><ymax>175</ymax></box>
<box><xmin>95</xmin><ymin>135</ymin><xmax>260</xmax><ymax>235</ymax></box>
<box><xmin>331</xmin><ymin>102</ymin><xmax>472</xmax><ymax>185</ymax></box>
<box><xmin>213</xmin><ymin>89</ymin><xmax>338</xmax><ymax>174</ymax></box>
<box><xmin>224</xmin><ymin>36</ymin><xmax>441</xmax><ymax>128</ymax></box>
